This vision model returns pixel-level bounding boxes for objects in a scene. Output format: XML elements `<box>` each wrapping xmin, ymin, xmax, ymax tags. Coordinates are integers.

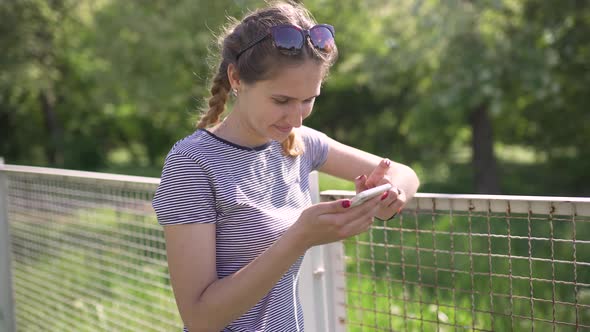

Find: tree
<box><xmin>0</xmin><ymin>0</ymin><xmax>77</xmax><ymax>166</ymax></box>
<box><xmin>78</xmin><ymin>0</ymin><xmax>261</xmax><ymax>167</ymax></box>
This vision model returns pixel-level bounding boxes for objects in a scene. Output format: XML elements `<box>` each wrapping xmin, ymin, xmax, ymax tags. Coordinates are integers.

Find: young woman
<box><xmin>153</xmin><ymin>1</ymin><xmax>420</xmax><ymax>331</ymax></box>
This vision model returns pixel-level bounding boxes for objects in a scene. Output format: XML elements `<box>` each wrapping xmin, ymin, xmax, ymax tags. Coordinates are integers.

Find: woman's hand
<box><xmin>289</xmin><ymin>189</ymin><xmax>385</xmax><ymax>249</ymax></box>
<box><xmin>355</xmin><ymin>159</ymin><xmax>406</xmax><ymax>220</ymax></box>
<box><xmin>288</xmin><ymin>159</ymin><xmax>407</xmax><ymax>250</ymax></box>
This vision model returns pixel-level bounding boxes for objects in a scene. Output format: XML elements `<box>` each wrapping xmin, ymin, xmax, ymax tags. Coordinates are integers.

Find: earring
<box><xmin>232</xmin><ymin>88</ymin><xmax>238</xmax><ymax>97</ymax></box>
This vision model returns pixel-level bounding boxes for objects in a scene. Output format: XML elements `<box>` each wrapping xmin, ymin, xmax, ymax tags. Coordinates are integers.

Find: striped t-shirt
<box><xmin>152</xmin><ymin>126</ymin><xmax>330</xmax><ymax>331</ymax></box>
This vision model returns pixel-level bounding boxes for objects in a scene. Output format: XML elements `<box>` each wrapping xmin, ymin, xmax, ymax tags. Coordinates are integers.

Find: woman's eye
<box><xmin>273</xmin><ymin>99</ymin><xmax>289</xmax><ymax>105</ymax></box>
<box><xmin>303</xmin><ymin>98</ymin><xmax>315</xmax><ymax>104</ymax></box>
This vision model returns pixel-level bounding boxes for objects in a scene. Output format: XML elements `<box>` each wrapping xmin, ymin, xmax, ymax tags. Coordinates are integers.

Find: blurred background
<box><xmin>1</xmin><ymin>0</ymin><xmax>589</xmax><ymax>196</ymax></box>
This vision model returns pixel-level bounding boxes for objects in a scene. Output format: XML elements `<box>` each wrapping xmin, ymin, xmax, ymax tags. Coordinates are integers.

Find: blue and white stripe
<box><xmin>153</xmin><ymin>126</ymin><xmax>329</xmax><ymax>331</ymax></box>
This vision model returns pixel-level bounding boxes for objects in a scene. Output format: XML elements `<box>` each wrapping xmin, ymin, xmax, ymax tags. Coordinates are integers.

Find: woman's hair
<box><xmin>196</xmin><ymin>0</ymin><xmax>338</xmax><ymax>156</ymax></box>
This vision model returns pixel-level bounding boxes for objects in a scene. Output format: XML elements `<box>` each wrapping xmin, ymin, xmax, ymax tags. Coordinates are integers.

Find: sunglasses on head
<box><xmin>236</xmin><ymin>24</ymin><xmax>335</xmax><ymax>60</ymax></box>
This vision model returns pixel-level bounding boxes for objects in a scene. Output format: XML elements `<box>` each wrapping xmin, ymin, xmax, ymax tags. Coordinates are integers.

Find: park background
<box><xmin>1</xmin><ymin>0</ymin><xmax>589</xmax><ymax>196</ymax></box>
<box><xmin>1</xmin><ymin>1</ymin><xmax>590</xmax><ymax>331</ymax></box>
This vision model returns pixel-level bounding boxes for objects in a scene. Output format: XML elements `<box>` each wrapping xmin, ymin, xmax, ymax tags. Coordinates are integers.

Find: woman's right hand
<box><xmin>289</xmin><ymin>177</ymin><xmax>386</xmax><ymax>249</ymax></box>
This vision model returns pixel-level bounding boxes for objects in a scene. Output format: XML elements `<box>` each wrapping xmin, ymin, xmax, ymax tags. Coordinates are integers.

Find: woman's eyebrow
<box><xmin>271</xmin><ymin>94</ymin><xmax>320</xmax><ymax>100</ymax></box>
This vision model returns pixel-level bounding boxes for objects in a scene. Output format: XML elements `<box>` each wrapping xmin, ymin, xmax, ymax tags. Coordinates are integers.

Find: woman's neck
<box><xmin>210</xmin><ymin>113</ymin><xmax>269</xmax><ymax>148</ymax></box>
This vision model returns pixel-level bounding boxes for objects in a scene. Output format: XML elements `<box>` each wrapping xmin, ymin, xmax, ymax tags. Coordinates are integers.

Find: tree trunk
<box><xmin>40</xmin><ymin>90</ymin><xmax>63</xmax><ymax>166</ymax></box>
<box><xmin>470</xmin><ymin>103</ymin><xmax>501</xmax><ymax>194</ymax></box>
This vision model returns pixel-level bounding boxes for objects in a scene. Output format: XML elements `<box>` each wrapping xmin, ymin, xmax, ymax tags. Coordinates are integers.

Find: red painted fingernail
<box><xmin>342</xmin><ymin>200</ymin><xmax>351</xmax><ymax>208</ymax></box>
<box><xmin>381</xmin><ymin>191</ymin><xmax>389</xmax><ymax>200</ymax></box>
<box><xmin>384</xmin><ymin>159</ymin><xmax>391</xmax><ymax>167</ymax></box>
<box><xmin>354</xmin><ymin>175</ymin><xmax>363</xmax><ymax>181</ymax></box>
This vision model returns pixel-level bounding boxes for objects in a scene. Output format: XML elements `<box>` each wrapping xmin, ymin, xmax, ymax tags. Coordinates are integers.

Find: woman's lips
<box><xmin>274</xmin><ymin>125</ymin><xmax>292</xmax><ymax>133</ymax></box>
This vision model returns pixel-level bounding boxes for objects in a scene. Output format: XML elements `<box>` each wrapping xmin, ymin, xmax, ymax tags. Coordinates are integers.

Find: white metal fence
<box><xmin>0</xmin><ymin>163</ymin><xmax>175</xmax><ymax>332</ymax></box>
<box><xmin>1</xmin><ymin>162</ymin><xmax>590</xmax><ymax>331</ymax></box>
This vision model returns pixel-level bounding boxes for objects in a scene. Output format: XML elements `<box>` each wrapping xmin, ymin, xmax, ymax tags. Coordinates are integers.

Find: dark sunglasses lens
<box><xmin>272</xmin><ymin>26</ymin><xmax>304</xmax><ymax>51</ymax></box>
<box><xmin>309</xmin><ymin>26</ymin><xmax>335</xmax><ymax>51</ymax></box>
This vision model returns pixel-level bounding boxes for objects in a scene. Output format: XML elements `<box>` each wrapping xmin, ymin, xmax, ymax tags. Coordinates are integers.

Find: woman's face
<box><xmin>234</xmin><ymin>61</ymin><xmax>325</xmax><ymax>145</ymax></box>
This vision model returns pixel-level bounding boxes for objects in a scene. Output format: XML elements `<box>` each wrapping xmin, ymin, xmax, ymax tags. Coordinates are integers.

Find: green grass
<box><xmin>319</xmin><ymin>172</ymin><xmax>355</xmax><ymax>191</ymax></box>
<box><xmin>10</xmin><ymin>208</ymin><xmax>181</xmax><ymax>331</ymax></box>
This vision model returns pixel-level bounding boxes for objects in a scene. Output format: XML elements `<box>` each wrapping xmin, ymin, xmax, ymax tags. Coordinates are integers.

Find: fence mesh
<box><xmin>4</xmin><ymin>169</ymin><xmax>181</xmax><ymax>331</ymax></box>
<box><xmin>4</xmin><ymin>166</ymin><xmax>590</xmax><ymax>331</ymax></box>
<box><xmin>328</xmin><ymin>194</ymin><xmax>590</xmax><ymax>332</ymax></box>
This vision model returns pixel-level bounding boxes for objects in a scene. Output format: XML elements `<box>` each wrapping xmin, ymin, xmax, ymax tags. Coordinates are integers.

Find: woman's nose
<box><xmin>287</xmin><ymin>104</ymin><xmax>304</xmax><ymax>127</ymax></box>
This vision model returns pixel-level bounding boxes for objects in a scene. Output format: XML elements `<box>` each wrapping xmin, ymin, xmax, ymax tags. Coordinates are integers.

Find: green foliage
<box><xmin>309</xmin><ymin>0</ymin><xmax>589</xmax><ymax>195</ymax></box>
<box><xmin>1</xmin><ymin>0</ymin><xmax>589</xmax><ymax>193</ymax></box>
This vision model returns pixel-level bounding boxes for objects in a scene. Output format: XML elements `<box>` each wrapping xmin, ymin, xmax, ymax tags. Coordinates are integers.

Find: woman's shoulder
<box><xmin>163</xmin><ymin>129</ymin><xmax>243</xmax><ymax>176</ymax></box>
<box><xmin>295</xmin><ymin>125</ymin><xmax>331</xmax><ymax>170</ymax></box>
<box><xmin>166</xmin><ymin>130</ymin><xmax>214</xmax><ymax>164</ymax></box>
<box><xmin>296</xmin><ymin>125</ymin><xmax>330</xmax><ymax>147</ymax></box>
<box><xmin>297</xmin><ymin>125</ymin><xmax>325</xmax><ymax>137</ymax></box>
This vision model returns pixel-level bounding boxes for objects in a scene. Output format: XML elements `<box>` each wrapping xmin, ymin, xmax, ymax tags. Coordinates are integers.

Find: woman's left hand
<box><xmin>354</xmin><ymin>159</ymin><xmax>405</xmax><ymax>220</ymax></box>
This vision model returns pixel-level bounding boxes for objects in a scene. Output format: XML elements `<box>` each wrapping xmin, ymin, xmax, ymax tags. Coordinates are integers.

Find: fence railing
<box><xmin>1</xmin><ymin>163</ymin><xmax>590</xmax><ymax>331</ymax></box>
<box><xmin>310</xmin><ymin>191</ymin><xmax>590</xmax><ymax>332</ymax></box>
<box><xmin>0</xmin><ymin>163</ymin><xmax>174</xmax><ymax>332</ymax></box>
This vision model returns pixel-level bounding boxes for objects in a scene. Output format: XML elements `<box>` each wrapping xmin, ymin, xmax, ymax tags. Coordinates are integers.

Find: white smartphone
<box><xmin>350</xmin><ymin>183</ymin><xmax>392</xmax><ymax>207</ymax></box>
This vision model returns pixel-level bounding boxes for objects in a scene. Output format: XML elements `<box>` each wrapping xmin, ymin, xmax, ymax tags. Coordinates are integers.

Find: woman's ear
<box><xmin>227</xmin><ymin>63</ymin><xmax>241</xmax><ymax>91</ymax></box>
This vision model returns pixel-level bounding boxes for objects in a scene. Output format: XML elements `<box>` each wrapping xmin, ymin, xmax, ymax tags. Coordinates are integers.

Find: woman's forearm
<box><xmin>185</xmin><ymin>228</ymin><xmax>308</xmax><ymax>331</ymax></box>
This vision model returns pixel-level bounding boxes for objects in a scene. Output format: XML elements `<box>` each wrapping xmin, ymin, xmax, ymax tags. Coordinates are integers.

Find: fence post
<box><xmin>299</xmin><ymin>171</ymin><xmax>326</xmax><ymax>332</ymax></box>
<box><xmin>0</xmin><ymin>158</ymin><xmax>16</xmax><ymax>332</ymax></box>
<box><xmin>321</xmin><ymin>241</ymin><xmax>347</xmax><ymax>332</ymax></box>
<box><xmin>299</xmin><ymin>171</ymin><xmax>347</xmax><ymax>332</ymax></box>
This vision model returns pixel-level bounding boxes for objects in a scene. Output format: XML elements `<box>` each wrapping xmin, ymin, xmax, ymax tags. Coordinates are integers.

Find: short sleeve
<box><xmin>299</xmin><ymin>125</ymin><xmax>330</xmax><ymax>171</ymax></box>
<box><xmin>152</xmin><ymin>152</ymin><xmax>217</xmax><ymax>226</ymax></box>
